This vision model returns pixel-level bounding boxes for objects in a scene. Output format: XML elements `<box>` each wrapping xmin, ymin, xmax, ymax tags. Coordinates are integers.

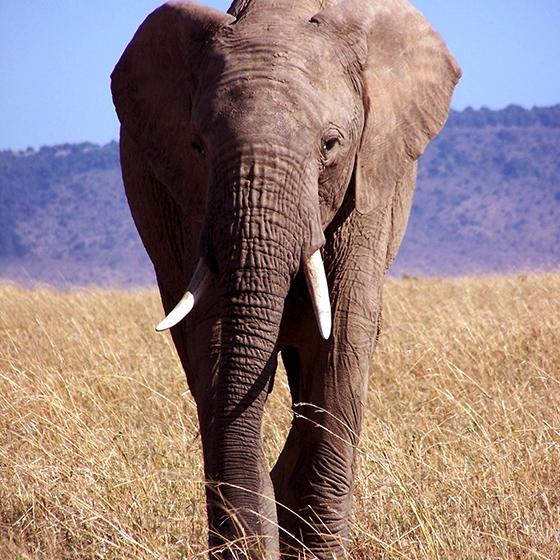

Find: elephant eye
<box><xmin>191</xmin><ymin>135</ymin><xmax>205</xmax><ymax>155</ymax></box>
<box><xmin>321</xmin><ymin>128</ymin><xmax>342</xmax><ymax>159</ymax></box>
<box><xmin>322</xmin><ymin>136</ymin><xmax>339</xmax><ymax>152</ymax></box>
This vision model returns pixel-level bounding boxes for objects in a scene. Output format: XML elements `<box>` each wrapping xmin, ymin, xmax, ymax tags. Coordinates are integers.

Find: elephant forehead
<box><xmin>195</xmin><ymin>32</ymin><xmax>355</xmax><ymax>140</ymax></box>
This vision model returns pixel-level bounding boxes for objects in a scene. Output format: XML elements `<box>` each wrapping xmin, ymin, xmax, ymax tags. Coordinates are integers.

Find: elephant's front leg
<box><xmin>272</xmin><ymin>327</ymin><xmax>378</xmax><ymax>558</ymax></box>
<box><xmin>272</xmin><ymin>225</ymin><xmax>386</xmax><ymax>559</ymax></box>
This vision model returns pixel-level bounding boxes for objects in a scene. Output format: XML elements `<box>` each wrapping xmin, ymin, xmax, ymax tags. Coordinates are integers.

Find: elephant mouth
<box><xmin>155</xmin><ymin>251</ymin><xmax>331</xmax><ymax>339</ymax></box>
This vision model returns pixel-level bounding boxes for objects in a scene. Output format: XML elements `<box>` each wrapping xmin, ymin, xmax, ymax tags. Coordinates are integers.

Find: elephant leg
<box><xmin>274</xmin><ymin>317</ymin><xmax>381</xmax><ymax>558</ymax></box>
<box><xmin>273</xmin><ymin>224</ymin><xmax>386</xmax><ymax>559</ymax></box>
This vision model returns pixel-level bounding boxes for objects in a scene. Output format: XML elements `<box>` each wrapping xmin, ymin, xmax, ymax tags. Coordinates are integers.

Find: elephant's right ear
<box><xmin>111</xmin><ymin>2</ymin><xmax>234</xmax><ymax>191</ymax></box>
<box><xmin>313</xmin><ymin>0</ymin><xmax>461</xmax><ymax>215</ymax></box>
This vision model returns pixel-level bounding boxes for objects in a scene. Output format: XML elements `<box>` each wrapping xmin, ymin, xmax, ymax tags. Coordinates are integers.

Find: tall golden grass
<box><xmin>1</xmin><ymin>273</ymin><xmax>559</xmax><ymax>559</ymax></box>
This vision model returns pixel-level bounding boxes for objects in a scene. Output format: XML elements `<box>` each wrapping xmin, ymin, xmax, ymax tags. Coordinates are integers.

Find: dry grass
<box><xmin>1</xmin><ymin>273</ymin><xmax>559</xmax><ymax>558</ymax></box>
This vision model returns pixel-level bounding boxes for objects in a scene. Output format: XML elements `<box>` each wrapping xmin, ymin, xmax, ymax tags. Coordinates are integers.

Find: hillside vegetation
<box><xmin>0</xmin><ymin>142</ymin><xmax>152</xmax><ymax>286</ymax></box>
<box><xmin>1</xmin><ymin>273</ymin><xmax>559</xmax><ymax>558</ymax></box>
<box><xmin>391</xmin><ymin>105</ymin><xmax>560</xmax><ymax>276</ymax></box>
<box><xmin>0</xmin><ymin>105</ymin><xmax>559</xmax><ymax>285</ymax></box>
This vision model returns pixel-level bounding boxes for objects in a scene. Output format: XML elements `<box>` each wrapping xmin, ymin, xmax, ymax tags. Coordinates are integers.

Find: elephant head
<box><xmin>112</xmin><ymin>0</ymin><xmax>460</xmax><ymax>557</ymax></box>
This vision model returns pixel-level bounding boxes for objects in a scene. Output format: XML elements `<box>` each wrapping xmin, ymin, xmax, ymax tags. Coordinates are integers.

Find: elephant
<box><xmin>111</xmin><ymin>0</ymin><xmax>460</xmax><ymax>557</ymax></box>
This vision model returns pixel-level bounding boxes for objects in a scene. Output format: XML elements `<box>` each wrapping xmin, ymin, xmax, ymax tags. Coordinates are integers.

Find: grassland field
<box><xmin>1</xmin><ymin>273</ymin><xmax>559</xmax><ymax>559</ymax></box>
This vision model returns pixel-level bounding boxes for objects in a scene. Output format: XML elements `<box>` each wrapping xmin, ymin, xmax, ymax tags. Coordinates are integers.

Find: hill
<box><xmin>0</xmin><ymin>142</ymin><xmax>153</xmax><ymax>286</ymax></box>
<box><xmin>390</xmin><ymin>104</ymin><xmax>560</xmax><ymax>276</ymax></box>
<box><xmin>1</xmin><ymin>104</ymin><xmax>559</xmax><ymax>286</ymax></box>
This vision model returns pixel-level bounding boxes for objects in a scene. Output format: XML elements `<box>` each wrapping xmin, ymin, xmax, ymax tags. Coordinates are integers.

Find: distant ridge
<box><xmin>0</xmin><ymin>142</ymin><xmax>153</xmax><ymax>287</ymax></box>
<box><xmin>390</xmin><ymin>104</ymin><xmax>560</xmax><ymax>276</ymax></box>
<box><xmin>1</xmin><ymin>105</ymin><xmax>559</xmax><ymax>286</ymax></box>
<box><xmin>446</xmin><ymin>104</ymin><xmax>560</xmax><ymax>128</ymax></box>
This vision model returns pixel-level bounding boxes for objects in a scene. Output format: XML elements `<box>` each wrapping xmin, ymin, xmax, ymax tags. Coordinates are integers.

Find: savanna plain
<box><xmin>1</xmin><ymin>273</ymin><xmax>559</xmax><ymax>559</ymax></box>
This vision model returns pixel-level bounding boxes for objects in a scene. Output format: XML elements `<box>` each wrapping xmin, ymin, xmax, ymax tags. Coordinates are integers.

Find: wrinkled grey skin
<box><xmin>111</xmin><ymin>0</ymin><xmax>460</xmax><ymax>557</ymax></box>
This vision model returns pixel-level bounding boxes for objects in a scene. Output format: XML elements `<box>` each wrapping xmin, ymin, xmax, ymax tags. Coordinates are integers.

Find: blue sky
<box><xmin>1</xmin><ymin>0</ymin><xmax>559</xmax><ymax>151</ymax></box>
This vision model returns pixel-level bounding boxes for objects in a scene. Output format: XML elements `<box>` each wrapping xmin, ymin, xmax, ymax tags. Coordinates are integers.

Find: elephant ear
<box><xmin>111</xmin><ymin>2</ymin><xmax>234</xmax><ymax>195</ymax></box>
<box><xmin>313</xmin><ymin>0</ymin><xmax>461</xmax><ymax>215</ymax></box>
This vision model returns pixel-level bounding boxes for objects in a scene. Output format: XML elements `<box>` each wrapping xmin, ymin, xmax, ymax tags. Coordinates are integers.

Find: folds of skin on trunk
<box><xmin>208</xmin><ymin>270</ymin><xmax>286</xmax><ymax>556</ymax></box>
<box><xmin>202</xmin><ymin>153</ymin><xmax>311</xmax><ymax>557</ymax></box>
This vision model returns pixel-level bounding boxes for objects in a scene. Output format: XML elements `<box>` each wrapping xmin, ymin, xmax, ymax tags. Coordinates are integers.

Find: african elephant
<box><xmin>111</xmin><ymin>0</ymin><xmax>460</xmax><ymax>557</ymax></box>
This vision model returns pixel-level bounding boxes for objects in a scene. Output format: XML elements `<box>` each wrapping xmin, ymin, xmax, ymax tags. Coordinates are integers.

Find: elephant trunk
<box><xmin>208</xmin><ymin>272</ymin><xmax>286</xmax><ymax>554</ymax></box>
<box><xmin>203</xmin><ymin>150</ymin><xmax>321</xmax><ymax>553</ymax></box>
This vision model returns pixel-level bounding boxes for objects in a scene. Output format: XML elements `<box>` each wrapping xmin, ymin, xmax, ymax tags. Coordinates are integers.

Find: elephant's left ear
<box><xmin>313</xmin><ymin>0</ymin><xmax>461</xmax><ymax>214</ymax></box>
<box><xmin>111</xmin><ymin>3</ymin><xmax>234</xmax><ymax>193</ymax></box>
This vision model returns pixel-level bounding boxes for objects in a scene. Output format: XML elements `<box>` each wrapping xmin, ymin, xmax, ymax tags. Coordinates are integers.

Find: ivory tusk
<box><xmin>303</xmin><ymin>249</ymin><xmax>332</xmax><ymax>340</ymax></box>
<box><xmin>155</xmin><ymin>259</ymin><xmax>213</xmax><ymax>332</ymax></box>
